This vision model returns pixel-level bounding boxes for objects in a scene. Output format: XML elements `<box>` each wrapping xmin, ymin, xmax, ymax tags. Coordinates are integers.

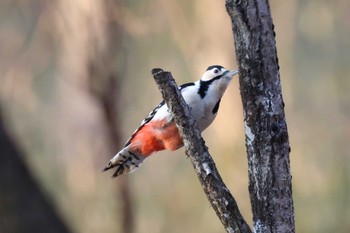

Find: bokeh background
<box><xmin>1</xmin><ymin>0</ymin><xmax>349</xmax><ymax>233</ymax></box>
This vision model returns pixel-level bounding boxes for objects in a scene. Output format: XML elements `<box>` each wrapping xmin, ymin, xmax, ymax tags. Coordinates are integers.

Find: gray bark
<box><xmin>225</xmin><ymin>0</ymin><xmax>295</xmax><ymax>232</ymax></box>
<box><xmin>152</xmin><ymin>68</ymin><xmax>252</xmax><ymax>233</ymax></box>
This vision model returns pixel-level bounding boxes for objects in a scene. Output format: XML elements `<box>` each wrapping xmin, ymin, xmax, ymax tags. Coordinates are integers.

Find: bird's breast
<box><xmin>189</xmin><ymin>99</ymin><xmax>218</xmax><ymax>132</ymax></box>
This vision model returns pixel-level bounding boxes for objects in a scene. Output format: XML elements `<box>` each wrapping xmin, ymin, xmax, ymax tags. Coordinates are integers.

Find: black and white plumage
<box><xmin>103</xmin><ymin>65</ymin><xmax>238</xmax><ymax>177</ymax></box>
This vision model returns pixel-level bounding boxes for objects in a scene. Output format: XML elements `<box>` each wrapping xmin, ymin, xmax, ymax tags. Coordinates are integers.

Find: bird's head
<box><xmin>201</xmin><ymin>65</ymin><xmax>238</xmax><ymax>82</ymax></box>
<box><xmin>199</xmin><ymin>65</ymin><xmax>238</xmax><ymax>96</ymax></box>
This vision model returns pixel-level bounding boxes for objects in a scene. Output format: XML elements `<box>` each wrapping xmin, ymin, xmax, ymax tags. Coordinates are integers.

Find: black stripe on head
<box><xmin>212</xmin><ymin>98</ymin><xmax>221</xmax><ymax>114</ymax></box>
<box><xmin>206</xmin><ymin>65</ymin><xmax>224</xmax><ymax>71</ymax></box>
<box><xmin>198</xmin><ymin>75</ymin><xmax>223</xmax><ymax>98</ymax></box>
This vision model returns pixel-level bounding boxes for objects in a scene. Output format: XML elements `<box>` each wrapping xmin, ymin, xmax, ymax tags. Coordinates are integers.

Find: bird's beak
<box><xmin>225</xmin><ymin>69</ymin><xmax>239</xmax><ymax>77</ymax></box>
<box><xmin>222</xmin><ymin>69</ymin><xmax>239</xmax><ymax>80</ymax></box>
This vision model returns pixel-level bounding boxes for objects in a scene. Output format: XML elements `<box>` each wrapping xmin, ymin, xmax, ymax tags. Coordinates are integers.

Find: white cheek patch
<box><xmin>201</xmin><ymin>72</ymin><xmax>213</xmax><ymax>81</ymax></box>
<box><xmin>201</xmin><ymin>69</ymin><xmax>228</xmax><ymax>82</ymax></box>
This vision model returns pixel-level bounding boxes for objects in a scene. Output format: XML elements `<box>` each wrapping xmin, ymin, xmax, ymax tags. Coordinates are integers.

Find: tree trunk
<box><xmin>0</xmin><ymin>111</ymin><xmax>71</xmax><ymax>233</ymax></box>
<box><xmin>226</xmin><ymin>1</ymin><xmax>295</xmax><ymax>232</ymax></box>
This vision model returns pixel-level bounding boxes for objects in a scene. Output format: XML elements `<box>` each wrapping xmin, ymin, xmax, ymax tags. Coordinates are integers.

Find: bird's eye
<box><xmin>214</xmin><ymin>69</ymin><xmax>219</xmax><ymax>74</ymax></box>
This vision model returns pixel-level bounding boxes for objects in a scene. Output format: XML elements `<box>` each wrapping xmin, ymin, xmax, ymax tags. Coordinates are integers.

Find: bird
<box><xmin>103</xmin><ymin>65</ymin><xmax>238</xmax><ymax>178</ymax></box>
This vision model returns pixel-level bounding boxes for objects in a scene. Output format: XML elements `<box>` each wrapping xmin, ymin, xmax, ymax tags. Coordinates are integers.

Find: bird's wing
<box><xmin>124</xmin><ymin>100</ymin><xmax>165</xmax><ymax>147</ymax></box>
<box><xmin>179</xmin><ymin>82</ymin><xmax>195</xmax><ymax>91</ymax></box>
<box><xmin>124</xmin><ymin>82</ymin><xmax>195</xmax><ymax>147</ymax></box>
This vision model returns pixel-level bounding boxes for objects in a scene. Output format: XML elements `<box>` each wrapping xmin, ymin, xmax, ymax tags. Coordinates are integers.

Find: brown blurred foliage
<box><xmin>0</xmin><ymin>0</ymin><xmax>349</xmax><ymax>233</ymax></box>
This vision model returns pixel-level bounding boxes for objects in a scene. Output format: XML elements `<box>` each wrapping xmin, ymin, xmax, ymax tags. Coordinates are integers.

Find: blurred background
<box><xmin>0</xmin><ymin>0</ymin><xmax>349</xmax><ymax>232</ymax></box>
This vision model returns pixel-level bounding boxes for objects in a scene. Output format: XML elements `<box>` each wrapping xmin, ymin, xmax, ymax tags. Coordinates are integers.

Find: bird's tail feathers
<box><xmin>102</xmin><ymin>145</ymin><xmax>145</xmax><ymax>178</ymax></box>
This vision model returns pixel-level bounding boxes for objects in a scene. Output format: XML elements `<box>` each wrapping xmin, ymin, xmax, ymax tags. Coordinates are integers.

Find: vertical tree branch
<box><xmin>88</xmin><ymin>74</ymin><xmax>134</xmax><ymax>233</ymax></box>
<box><xmin>152</xmin><ymin>68</ymin><xmax>252</xmax><ymax>233</ymax></box>
<box><xmin>83</xmin><ymin>1</ymin><xmax>134</xmax><ymax>232</ymax></box>
<box><xmin>226</xmin><ymin>1</ymin><xmax>295</xmax><ymax>232</ymax></box>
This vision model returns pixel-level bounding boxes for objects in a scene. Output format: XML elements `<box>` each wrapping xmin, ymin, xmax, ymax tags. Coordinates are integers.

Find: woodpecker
<box><xmin>103</xmin><ymin>65</ymin><xmax>238</xmax><ymax>178</ymax></box>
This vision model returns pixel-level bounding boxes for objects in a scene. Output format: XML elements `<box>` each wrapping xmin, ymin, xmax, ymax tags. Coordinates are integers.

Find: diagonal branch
<box><xmin>152</xmin><ymin>68</ymin><xmax>252</xmax><ymax>233</ymax></box>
